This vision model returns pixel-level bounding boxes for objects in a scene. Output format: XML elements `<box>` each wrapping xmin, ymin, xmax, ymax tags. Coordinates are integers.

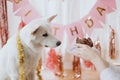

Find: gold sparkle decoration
<box><xmin>14</xmin><ymin>0</ymin><xmax>22</xmax><ymax>4</ymax></box>
<box><xmin>17</xmin><ymin>32</ymin><xmax>25</xmax><ymax>80</ymax></box>
<box><xmin>25</xmin><ymin>10</ymin><xmax>31</xmax><ymax>16</ymax></box>
<box><xmin>17</xmin><ymin>32</ymin><xmax>43</xmax><ymax>80</ymax></box>
<box><xmin>36</xmin><ymin>59</ymin><xmax>43</xmax><ymax>80</ymax></box>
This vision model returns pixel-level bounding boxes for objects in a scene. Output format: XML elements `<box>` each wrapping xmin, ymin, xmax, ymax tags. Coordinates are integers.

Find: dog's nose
<box><xmin>56</xmin><ymin>41</ymin><xmax>61</xmax><ymax>46</ymax></box>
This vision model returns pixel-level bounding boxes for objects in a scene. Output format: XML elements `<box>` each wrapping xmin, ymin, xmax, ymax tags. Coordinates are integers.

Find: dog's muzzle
<box><xmin>56</xmin><ymin>41</ymin><xmax>61</xmax><ymax>46</ymax></box>
<box><xmin>44</xmin><ymin>41</ymin><xmax>61</xmax><ymax>47</ymax></box>
<box><xmin>45</xmin><ymin>45</ymin><xmax>48</xmax><ymax>47</ymax></box>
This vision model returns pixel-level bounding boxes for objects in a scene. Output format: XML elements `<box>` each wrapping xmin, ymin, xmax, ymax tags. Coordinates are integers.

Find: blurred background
<box><xmin>1</xmin><ymin>0</ymin><xmax>120</xmax><ymax>79</ymax></box>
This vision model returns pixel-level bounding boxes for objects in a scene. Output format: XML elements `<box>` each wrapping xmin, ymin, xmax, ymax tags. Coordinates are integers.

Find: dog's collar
<box><xmin>17</xmin><ymin>32</ymin><xmax>25</xmax><ymax>80</ymax></box>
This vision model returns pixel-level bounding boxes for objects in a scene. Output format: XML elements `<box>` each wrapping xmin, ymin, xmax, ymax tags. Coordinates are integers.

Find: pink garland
<box><xmin>0</xmin><ymin>0</ymin><xmax>9</xmax><ymax>47</ymax></box>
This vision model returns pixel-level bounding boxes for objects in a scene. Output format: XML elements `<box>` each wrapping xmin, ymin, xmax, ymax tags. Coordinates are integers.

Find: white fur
<box><xmin>0</xmin><ymin>16</ymin><xmax>60</xmax><ymax>80</ymax></box>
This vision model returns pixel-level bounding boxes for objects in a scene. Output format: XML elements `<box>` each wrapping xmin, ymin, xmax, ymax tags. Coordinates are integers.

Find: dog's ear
<box><xmin>47</xmin><ymin>14</ymin><xmax>57</xmax><ymax>22</ymax></box>
<box><xmin>31</xmin><ymin>26</ymin><xmax>40</xmax><ymax>35</ymax></box>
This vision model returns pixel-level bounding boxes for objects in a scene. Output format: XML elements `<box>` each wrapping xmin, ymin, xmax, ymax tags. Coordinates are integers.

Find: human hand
<box><xmin>69</xmin><ymin>43</ymin><xmax>109</xmax><ymax>74</ymax></box>
<box><xmin>69</xmin><ymin>43</ymin><xmax>100</xmax><ymax>62</ymax></box>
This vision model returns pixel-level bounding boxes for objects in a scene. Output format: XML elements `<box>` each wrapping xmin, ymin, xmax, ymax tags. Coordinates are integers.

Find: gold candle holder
<box><xmin>55</xmin><ymin>55</ymin><xmax>64</xmax><ymax>77</ymax></box>
<box><xmin>72</xmin><ymin>56</ymin><xmax>81</xmax><ymax>78</ymax></box>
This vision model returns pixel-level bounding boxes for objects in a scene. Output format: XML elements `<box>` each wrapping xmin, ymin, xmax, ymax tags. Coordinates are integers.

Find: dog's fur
<box><xmin>0</xmin><ymin>15</ymin><xmax>61</xmax><ymax>80</ymax></box>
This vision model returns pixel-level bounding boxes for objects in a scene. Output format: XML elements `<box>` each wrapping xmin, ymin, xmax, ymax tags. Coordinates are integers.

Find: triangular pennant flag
<box><xmin>66</xmin><ymin>20</ymin><xmax>84</xmax><ymax>43</ymax></box>
<box><xmin>13</xmin><ymin>0</ymin><xmax>29</xmax><ymax>11</ymax></box>
<box><xmin>101</xmin><ymin>0</ymin><xmax>116</xmax><ymax>13</ymax></box>
<box><xmin>51</xmin><ymin>24</ymin><xmax>64</xmax><ymax>41</ymax></box>
<box><xmin>15</xmin><ymin>4</ymin><xmax>41</xmax><ymax>24</ymax></box>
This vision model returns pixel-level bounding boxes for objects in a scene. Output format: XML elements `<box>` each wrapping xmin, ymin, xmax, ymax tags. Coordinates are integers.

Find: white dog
<box><xmin>0</xmin><ymin>15</ymin><xmax>61</xmax><ymax>80</ymax></box>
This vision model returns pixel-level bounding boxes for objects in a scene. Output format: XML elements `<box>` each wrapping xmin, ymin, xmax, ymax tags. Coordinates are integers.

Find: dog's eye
<box><xmin>42</xmin><ymin>33</ymin><xmax>48</xmax><ymax>37</ymax></box>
